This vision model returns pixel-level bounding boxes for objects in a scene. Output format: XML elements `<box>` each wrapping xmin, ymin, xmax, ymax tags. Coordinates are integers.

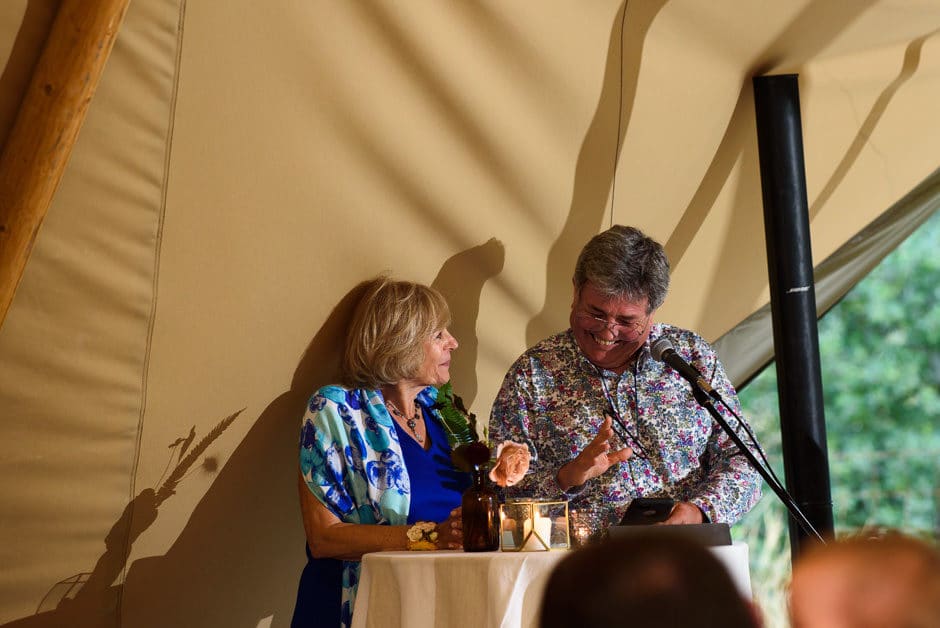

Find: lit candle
<box><xmin>574</xmin><ymin>525</ymin><xmax>590</xmax><ymax>546</ymax></box>
<box><xmin>523</xmin><ymin>512</ymin><xmax>552</xmax><ymax>551</ymax></box>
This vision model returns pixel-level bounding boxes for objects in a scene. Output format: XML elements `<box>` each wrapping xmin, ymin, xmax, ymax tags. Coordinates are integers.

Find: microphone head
<box><xmin>650</xmin><ymin>337</ymin><xmax>674</xmax><ymax>363</ymax></box>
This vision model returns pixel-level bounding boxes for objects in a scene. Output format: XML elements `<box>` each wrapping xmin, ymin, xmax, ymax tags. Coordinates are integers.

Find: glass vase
<box><xmin>461</xmin><ymin>464</ymin><xmax>500</xmax><ymax>552</ymax></box>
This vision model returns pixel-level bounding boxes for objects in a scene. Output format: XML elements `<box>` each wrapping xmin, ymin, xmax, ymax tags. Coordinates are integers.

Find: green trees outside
<box><xmin>733</xmin><ymin>209</ymin><xmax>940</xmax><ymax>627</ymax></box>
<box><xmin>818</xmin><ymin>212</ymin><xmax>940</xmax><ymax>532</ymax></box>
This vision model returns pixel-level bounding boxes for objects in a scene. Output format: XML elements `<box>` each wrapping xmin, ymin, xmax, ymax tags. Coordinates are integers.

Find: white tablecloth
<box><xmin>350</xmin><ymin>544</ymin><xmax>751</xmax><ymax>628</ymax></box>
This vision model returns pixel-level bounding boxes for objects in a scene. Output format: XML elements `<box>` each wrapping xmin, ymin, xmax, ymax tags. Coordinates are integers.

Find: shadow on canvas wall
<box><xmin>0</xmin><ymin>281</ymin><xmax>364</xmax><ymax>628</ymax></box>
<box><xmin>1</xmin><ymin>240</ymin><xmax>503</xmax><ymax>628</ymax></box>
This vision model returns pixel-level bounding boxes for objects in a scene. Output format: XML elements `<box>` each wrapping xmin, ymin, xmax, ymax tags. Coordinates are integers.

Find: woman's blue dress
<box><xmin>291</xmin><ymin>403</ymin><xmax>469</xmax><ymax>627</ymax></box>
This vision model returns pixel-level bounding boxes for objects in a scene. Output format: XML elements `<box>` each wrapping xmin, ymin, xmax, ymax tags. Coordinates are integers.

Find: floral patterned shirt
<box><xmin>489</xmin><ymin>325</ymin><xmax>763</xmax><ymax>533</ymax></box>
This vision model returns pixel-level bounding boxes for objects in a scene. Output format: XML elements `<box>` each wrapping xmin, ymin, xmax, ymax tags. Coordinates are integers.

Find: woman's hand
<box><xmin>489</xmin><ymin>441</ymin><xmax>531</xmax><ymax>487</ymax></box>
<box><xmin>436</xmin><ymin>507</ymin><xmax>463</xmax><ymax>549</ymax></box>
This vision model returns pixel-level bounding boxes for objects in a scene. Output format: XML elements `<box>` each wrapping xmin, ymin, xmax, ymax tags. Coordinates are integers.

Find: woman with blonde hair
<box><xmin>291</xmin><ymin>277</ymin><xmax>526</xmax><ymax>628</ymax></box>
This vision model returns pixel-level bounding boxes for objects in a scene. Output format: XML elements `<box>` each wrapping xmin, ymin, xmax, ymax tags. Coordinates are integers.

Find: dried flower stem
<box><xmin>154</xmin><ymin>408</ymin><xmax>243</xmax><ymax>506</ymax></box>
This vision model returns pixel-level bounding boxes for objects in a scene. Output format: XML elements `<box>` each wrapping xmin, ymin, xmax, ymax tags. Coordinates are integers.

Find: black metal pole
<box><xmin>752</xmin><ymin>74</ymin><xmax>835</xmax><ymax>559</ymax></box>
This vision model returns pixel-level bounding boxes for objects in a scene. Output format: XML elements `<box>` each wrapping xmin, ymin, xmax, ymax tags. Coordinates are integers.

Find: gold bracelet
<box><xmin>406</xmin><ymin>521</ymin><xmax>439</xmax><ymax>550</ymax></box>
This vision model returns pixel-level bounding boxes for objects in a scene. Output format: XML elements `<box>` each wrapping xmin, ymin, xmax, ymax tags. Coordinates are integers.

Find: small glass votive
<box><xmin>499</xmin><ymin>498</ymin><xmax>570</xmax><ymax>552</ymax></box>
<box><xmin>568</xmin><ymin>508</ymin><xmax>607</xmax><ymax>548</ymax></box>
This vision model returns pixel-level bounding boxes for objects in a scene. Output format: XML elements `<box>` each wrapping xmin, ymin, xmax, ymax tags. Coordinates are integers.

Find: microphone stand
<box><xmin>687</xmin><ymin>383</ymin><xmax>826</xmax><ymax>544</ymax></box>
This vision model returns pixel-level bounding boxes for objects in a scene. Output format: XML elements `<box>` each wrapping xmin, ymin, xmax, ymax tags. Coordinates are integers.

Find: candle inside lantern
<box><xmin>522</xmin><ymin>511</ymin><xmax>552</xmax><ymax>551</ymax></box>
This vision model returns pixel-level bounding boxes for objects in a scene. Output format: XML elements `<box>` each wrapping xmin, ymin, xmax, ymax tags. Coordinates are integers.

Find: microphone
<box><xmin>650</xmin><ymin>337</ymin><xmax>718</xmax><ymax>398</ymax></box>
<box><xmin>649</xmin><ymin>335</ymin><xmax>826</xmax><ymax>543</ymax></box>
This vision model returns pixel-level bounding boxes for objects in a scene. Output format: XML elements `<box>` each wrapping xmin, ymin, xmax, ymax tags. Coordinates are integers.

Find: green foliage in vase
<box><xmin>433</xmin><ymin>381</ymin><xmax>489</xmax><ymax>471</ymax></box>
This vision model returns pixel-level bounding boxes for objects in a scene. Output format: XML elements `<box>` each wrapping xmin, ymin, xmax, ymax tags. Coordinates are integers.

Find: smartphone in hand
<box><xmin>619</xmin><ymin>497</ymin><xmax>675</xmax><ymax>525</ymax></box>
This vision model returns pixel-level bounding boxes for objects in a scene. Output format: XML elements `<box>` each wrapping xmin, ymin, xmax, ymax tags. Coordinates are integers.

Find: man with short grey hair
<box><xmin>490</xmin><ymin>225</ymin><xmax>763</xmax><ymax>537</ymax></box>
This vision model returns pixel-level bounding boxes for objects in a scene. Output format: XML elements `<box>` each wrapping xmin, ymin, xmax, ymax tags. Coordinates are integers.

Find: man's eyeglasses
<box><xmin>574</xmin><ymin>311</ymin><xmax>650</xmax><ymax>340</ymax></box>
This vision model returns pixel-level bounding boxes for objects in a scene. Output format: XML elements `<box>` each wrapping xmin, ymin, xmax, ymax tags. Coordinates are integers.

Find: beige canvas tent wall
<box><xmin>1</xmin><ymin>1</ymin><xmax>939</xmax><ymax>626</ymax></box>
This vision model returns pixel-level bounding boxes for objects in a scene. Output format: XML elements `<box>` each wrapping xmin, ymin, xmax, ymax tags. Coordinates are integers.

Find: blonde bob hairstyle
<box><xmin>342</xmin><ymin>277</ymin><xmax>452</xmax><ymax>389</ymax></box>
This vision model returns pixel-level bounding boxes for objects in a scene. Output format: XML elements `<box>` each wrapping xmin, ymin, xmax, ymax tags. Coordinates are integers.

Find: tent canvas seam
<box><xmin>118</xmin><ymin>0</ymin><xmax>188</xmax><ymax>620</ymax></box>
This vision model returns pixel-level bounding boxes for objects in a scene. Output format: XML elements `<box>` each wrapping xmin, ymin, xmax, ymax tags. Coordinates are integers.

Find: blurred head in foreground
<box><xmin>789</xmin><ymin>529</ymin><xmax>940</xmax><ymax>628</ymax></box>
<box><xmin>539</xmin><ymin>534</ymin><xmax>760</xmax><ymax>628</ymax></box>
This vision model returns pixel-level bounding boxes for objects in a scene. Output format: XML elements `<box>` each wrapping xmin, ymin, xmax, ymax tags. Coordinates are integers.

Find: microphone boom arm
<box><xmin>688</xmin><ymin>383</ymin><xmax>825</xmax><ymax>543</ymax></box>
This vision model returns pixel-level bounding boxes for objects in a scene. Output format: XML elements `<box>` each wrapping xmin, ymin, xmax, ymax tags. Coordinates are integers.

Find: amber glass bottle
<box><xmin>461</xmin><ymin>465</ymin><xmax>500</xmax><ymax>551</ymax></box>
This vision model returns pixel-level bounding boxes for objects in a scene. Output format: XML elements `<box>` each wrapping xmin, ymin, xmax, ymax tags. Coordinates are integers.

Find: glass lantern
<box><xmin>499</xmin><ymin>498</ymin><xmax>570</xmax><ymax>551</ymax></box>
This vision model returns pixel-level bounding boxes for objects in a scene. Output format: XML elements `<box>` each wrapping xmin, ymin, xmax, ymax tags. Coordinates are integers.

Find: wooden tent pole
<box><xmin>0</xmin><ymin>0</ymin><xmax>130</xmax><ymax>329</ymax></box>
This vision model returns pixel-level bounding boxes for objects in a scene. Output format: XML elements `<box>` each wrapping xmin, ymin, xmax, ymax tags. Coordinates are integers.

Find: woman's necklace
<box><xmin>387</xmin><ymin>399</ymin><xmax>424</xmax><ymax>444</ymax></box>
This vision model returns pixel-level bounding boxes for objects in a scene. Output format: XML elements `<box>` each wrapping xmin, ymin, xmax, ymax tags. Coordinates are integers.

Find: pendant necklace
<box><xmin>387</xmin><ymin>399</ymin><xmax>424</xmax><ymax>443</ymax></box>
